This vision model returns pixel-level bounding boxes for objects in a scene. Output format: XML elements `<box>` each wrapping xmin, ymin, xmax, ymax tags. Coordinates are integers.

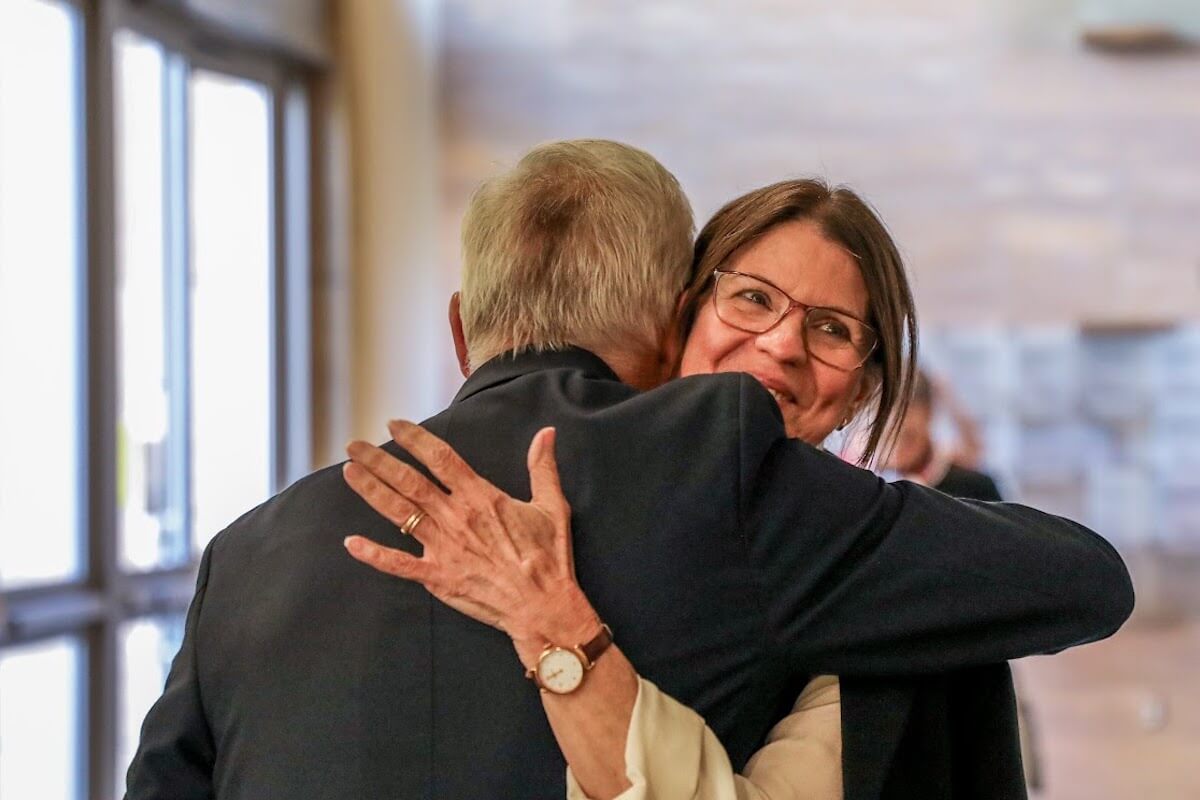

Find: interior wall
<box><xmin>438</xmin><ymin>0</ymin><xmax>1200</xmax><ymax>327</ymax></box>
<box><xmin>324</xmin><ymin>0</ymin><xmax>451</xmax><ymax>459</ymax></box>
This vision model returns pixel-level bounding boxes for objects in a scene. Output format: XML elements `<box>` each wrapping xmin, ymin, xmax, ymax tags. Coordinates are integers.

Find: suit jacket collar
<box><xmin>452</xmin><ymin>346</ymin><xmax>621</xmax><ymax>405</ymax></box>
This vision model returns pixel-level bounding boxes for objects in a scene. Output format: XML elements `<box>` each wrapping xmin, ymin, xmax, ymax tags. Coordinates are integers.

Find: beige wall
<box><xmin>438</xmin><ymin>0</ymin><xmax>1200</xmax><ymax>328</ymax></box>
<box><xmin>318</xmin><ymin>0</ymin><xmax>452</xmax><ymax>465</ymax></box>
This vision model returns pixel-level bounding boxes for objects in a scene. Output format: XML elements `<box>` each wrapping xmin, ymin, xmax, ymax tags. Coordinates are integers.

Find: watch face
<box><xmin>536</xmin><ymin>648</ymin><xmax>585</xmax><ymax>694</ymax></box>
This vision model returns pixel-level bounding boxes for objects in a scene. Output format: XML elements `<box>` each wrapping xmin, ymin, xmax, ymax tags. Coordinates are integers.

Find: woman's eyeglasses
<box><xmin>711</xmin><ymin>269</ymin><xmax>878</xmax><ymax>372</ymax></box>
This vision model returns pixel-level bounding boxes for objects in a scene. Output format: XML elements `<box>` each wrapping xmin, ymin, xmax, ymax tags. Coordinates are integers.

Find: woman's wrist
<box><xmin>510</xmin><ymin>581</ymin><xmax>603</xmax><ymax>669</ymax></box>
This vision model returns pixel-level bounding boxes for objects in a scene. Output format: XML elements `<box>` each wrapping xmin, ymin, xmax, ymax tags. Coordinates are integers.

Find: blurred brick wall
<box><xmin>436</xmin><ymin>0</ymin><xmax>1200</xmax><ymax>326</ymax></box>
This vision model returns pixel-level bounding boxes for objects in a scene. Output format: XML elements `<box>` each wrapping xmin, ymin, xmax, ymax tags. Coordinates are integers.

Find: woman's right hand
<box><xmin>341</xmin><ymin>421</ymin><xmax>602</xmax><ymax>667</ymax></box>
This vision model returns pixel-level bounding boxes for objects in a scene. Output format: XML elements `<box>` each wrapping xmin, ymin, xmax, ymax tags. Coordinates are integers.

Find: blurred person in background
<box><xmin>884</xmin><ymin>369</ymin><xmax>1002</xmax><ymax>501</ymax></box>
<box><xmin>343</xmin><ymin>166</ymin><xmax>1127</xmax><ymax>799</ymax></box>
<box><xmin>882</xmin><ymin>367</ymin><xmax>1046</xmax><ymax>793</ymax></box>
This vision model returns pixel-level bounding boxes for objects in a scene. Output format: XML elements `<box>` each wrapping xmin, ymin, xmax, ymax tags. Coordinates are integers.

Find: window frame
<box><xmin>0</xmin><ymin>1</ymin><xmax>320</xmax><ymax>797</ymax></box>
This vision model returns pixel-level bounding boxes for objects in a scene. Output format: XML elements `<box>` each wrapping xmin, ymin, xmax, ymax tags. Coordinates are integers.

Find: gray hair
<box><xmin>459</xmin><ymin>139</ymin><xmax>695</xmax><ymax>367</ymax></box>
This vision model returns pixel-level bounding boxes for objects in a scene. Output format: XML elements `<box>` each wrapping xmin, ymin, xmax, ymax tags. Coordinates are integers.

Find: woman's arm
<box><xmin>342</xmin><ymin>422</ymin><xmax>637</xmax><ymax>798</ymax></box>
<box><xmin>738</xmin><ymin>676</ymin><xmax>842</xmax><ymax>800</ymax></box>
<box><xmin>342</xmin><ymin>422</ymin><xmax>843</xmax><ymax>800</ymax></box>
<box><xmin>563</xmin><ymin>675</ymin><xmax>842</xmax><ymax>800</ymax></box>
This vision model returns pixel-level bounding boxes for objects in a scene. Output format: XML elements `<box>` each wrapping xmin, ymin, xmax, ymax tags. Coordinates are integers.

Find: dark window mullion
<box><xmin>271</xmin><ymin>78</ymin><xmax>288</xmax><ymax>491</ymax></box>
<box><xmin>267</xmin><ymin>84</ymin><xmax>283</xmax><ymax>491</ymax></box>
<box><xmin>0</xmin><ymin>585</ymin><xmax>107</xmax><ymax>644</ymax></box>
<box><xmin>119</xmin><ymin>568</ymin><xmax>199</xmax><ymax>618</ymax></box>
<box><xmin>85</xmin><ymin>0</ymin><xmax>121</xmax><ymax>795</ymax></box>
<box><xmin>0</xmin><ymin>566</ymin><xmax>195</xmax><ymax>647</ymax></box>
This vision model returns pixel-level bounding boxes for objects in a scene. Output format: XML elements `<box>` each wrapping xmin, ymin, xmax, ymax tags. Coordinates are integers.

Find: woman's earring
<box><xmin>837</xmin><ymin>417</ymin><xmax>850</xmax><ymax>431</ymax></box>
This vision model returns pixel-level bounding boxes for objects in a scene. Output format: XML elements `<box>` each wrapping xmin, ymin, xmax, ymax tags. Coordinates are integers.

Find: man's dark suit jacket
<box><xmin>842</xmin><ymin>461</ymin><xmax>1023</xmax><ymax>799</ymax></box>
<box><xmin>126</xmin><ymin>348</ymin><xmax>1132</xmax><ymax>799</ymax></box>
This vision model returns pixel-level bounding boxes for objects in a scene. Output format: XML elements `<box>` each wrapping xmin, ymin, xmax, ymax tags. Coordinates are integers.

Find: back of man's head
<box><xmin>459</xmin><ymin>139</ymin><xmax>695</xmax><ymax>369</ymax></box>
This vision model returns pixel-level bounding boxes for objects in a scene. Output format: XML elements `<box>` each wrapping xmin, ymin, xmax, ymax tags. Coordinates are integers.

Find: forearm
<box><xmin>512</xmin><ymin>585</ymin><xmax>639</xmax><ymax>800</ymax></box>
<box><xmin>562</xmin><ymin>675</ymin><xmax>843</xmax><ymax>800</ymax></box>
<box><xmin>739</xmin><ymin>676</ymin><xmax>842</xmax><ymax>800</ymax></box>
<box><xmin>545</xmin><ymin>646</ymin><xmax>640</xmax><ymax>798</ymax></box>
<box><xmin>511</xmin><ymin>579</ymin><xmax>844</xmax><ymax>800</ymax></box>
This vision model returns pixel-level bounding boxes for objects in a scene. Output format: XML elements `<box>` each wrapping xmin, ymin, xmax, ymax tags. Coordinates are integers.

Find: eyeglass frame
<box><xmin>709</xmin><ymin>268</ymin><xmax>879</xmax><ymax>372</ymax></box>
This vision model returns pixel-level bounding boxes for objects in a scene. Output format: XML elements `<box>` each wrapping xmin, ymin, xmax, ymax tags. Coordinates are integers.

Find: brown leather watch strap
<box><xmin>578</xmin><ymin>623</ymin><xmax>614</xmax><ymax>669</ymax></box>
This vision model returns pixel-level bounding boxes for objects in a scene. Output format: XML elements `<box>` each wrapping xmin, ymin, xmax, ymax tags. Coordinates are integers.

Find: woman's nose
<box><xmin>754</xmin><ymin>309</ymin><xmax>809</xmax><ymax>364</ymax></box>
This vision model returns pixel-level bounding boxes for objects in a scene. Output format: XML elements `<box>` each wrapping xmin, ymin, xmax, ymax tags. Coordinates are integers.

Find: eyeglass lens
<box><xmin>713</xmin><ymin>272</ymin><xmax>874</xmax><ymax>369</ymax></box>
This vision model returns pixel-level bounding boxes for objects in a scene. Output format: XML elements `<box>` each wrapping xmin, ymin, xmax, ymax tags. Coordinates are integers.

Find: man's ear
<box><xmin>658</xmin><ymin>289</ymin><xmax>692</xmax><ymax>378</ymax></box>
<box><xmin>657</xmin><ymin>320</ymin><xmax>684</xmax><ymax>380</ymax></box>
<box><xmin>673</xmin><ymin>288</ymin><xmax>691</xmax><ymax>323</ymax></box>
<box><xmin>449</xmin><ymin>292</ymin><xmax>470</xmax><ymax>377</ymax></box>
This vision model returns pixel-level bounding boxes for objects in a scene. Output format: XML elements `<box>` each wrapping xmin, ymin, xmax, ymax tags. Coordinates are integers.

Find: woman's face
<box><xmin>679</xmin><ymin>220</ymin><xmax>874</xmax><ymax>445</ymax></box>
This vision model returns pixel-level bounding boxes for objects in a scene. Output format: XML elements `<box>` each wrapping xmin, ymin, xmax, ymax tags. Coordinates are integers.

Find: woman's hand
<box><xmin>342</xmin><ymin>421</ymin><xmax>601</xmax><ymax>667</ymax></box>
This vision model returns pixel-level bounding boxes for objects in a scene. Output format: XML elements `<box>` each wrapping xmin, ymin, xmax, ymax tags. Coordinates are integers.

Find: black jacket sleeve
<box><xmin>735</xmin><ymin>374</ymin><xmax>1133</xmax><ymax>677</ymax></box>
<box><xmin>124</xmin><ymin>537</ymin><xmax>218</xmax><ymax>799</ymax></box>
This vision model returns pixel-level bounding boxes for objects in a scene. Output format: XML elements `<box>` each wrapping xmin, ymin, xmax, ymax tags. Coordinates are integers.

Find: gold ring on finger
<box><xmin>400</xmin><ymin>510</ymin><xmax>427</xmax><ymax>536</ymax></box>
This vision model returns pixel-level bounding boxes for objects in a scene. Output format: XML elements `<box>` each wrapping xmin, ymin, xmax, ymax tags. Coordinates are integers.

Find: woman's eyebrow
<box><xmin>739</xmin><ymin>268</ymin><xmax>870</xmax><ymax>322</ymax></box>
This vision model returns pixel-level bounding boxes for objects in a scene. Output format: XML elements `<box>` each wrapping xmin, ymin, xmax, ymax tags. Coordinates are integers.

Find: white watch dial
<box><xmin>536</xmin><ymin>648</ymin><xmax>585</xmax><ymax>694</ymax></box>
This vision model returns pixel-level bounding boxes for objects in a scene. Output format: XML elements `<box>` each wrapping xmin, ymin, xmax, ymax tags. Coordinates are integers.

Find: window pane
<box><xmin>117</xmin><ymin>615</ymin><xmax>185</xmax><ymax>797</ymax></box>
<box><xmin>115</xmin><ymin>31</ymin><xmax>188</xmax><ymax>571</ymax></box>
<box><xmin>0</xmin><ymin>637</ymin><xmax>83</xmax><ymax>799</ymax></box>
<box><xmin>189</xmin><ymin>71</ymin><xmax>273</xmax><ymax>553</ymax></box>
<box><xmin>0</xmin><ymin>0</ymin><xmax>82</xmax><ymax>588</ymax></box>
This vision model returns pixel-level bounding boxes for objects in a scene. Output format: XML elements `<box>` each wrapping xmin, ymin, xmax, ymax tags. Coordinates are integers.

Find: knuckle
<box><xmin>518</xmin><ymin>554</ymin><xmax>549</xmax><ymax>580</ymax></box>
<box><xmin>362</xmin><ymin>479</ymin><xmax>392</xmax><ymax>511</ymax></box>
<box><xmin>461</xmin><ymin>505</ymin><xmax>480</xmax><ymax>528</ymax></box>
<box><xmin>395</xmin><ymin>466</ymin><xmax>428</xmax><ymax>498</ymax></box>
<box><xmin>385</xmin><ymin>495</ymin><xmax>409</xmax><ymax>522</ymax></box>
<box><xmin>451</xmin><ymin>506</ymin><xmax>483</xmax><ymax>537</ymax></box>
<box><xmin>486</xmin><ymin>493</ymin><xmax>510</xmax><ymax>522</ymax></box>
<box><xmin>390</xmin><ymin>556</ymin><xmax>415</xmax><ymax>577</ymax></box>
<box><xmin>428</xmin><ymin>441</ymin><xmax>456</xmax><ymax>471</ymax></box>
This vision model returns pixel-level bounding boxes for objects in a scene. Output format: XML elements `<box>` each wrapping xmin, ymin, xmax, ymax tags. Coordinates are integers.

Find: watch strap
<box><xmin>577</xmin><ymin>623</ymin><xmax>614</xmax><ymax>669</ymax></box>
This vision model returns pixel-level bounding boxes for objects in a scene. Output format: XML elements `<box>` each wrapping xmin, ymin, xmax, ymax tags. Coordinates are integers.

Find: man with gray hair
<box><xmin>126</xmin><ymin>140</ymin><xmax>1130</xmax><ymax>799</ymax></box>
<box><xmin>457</xmin><ymin>139</ymin><xmax>694</xmax><ymax>377</ymax></box>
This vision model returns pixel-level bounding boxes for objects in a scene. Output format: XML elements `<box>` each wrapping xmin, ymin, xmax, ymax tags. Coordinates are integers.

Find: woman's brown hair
<box><xmin>678</xmin><ymin>179</ymin><xmax>918</xmax><ymax>466</ymax></box>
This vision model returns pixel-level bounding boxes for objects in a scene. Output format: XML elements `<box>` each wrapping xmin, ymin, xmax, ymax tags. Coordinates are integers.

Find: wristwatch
<box><xmin>525</xmin><ymin>624</ymin><xmax>614</xmax><ymax>695</ymax></box>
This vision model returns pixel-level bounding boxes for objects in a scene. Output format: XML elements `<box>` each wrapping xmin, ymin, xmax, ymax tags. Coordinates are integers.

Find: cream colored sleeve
<box><xmin>565</xmin><ymin>675</ymin><xmax>842</xmax><ymax>800</ymax></box>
